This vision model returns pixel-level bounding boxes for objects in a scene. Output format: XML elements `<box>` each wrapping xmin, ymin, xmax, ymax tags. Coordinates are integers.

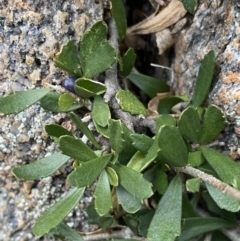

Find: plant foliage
<box><xmin>1</xmin><ymin>2</ymin><xmax>239</xmax><ymax>241</ymax></box>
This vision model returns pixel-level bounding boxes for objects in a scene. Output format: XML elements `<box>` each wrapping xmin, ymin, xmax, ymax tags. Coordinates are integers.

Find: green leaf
<box><xmin>130</xmin><ymin>134</ymin><xmax>154</xmax><ymax>155</ymax></box>
<box><xmin>190</xmin><ymin>50</ymin><xmax>215</xmax><ymax>106</ymax></box>
<box><xmin>51</xmin><ymin>223</ymin><xmax>84</xmax><ymax>241</ymax></box>
<box><xmin>58</xmin><ymin>93</ymin><xmax>75</xmax><ymax>110</ymax></box>
<box><xmin>186</xmin><ymin>178</ymin><xmax>200</xmax><ymax>193</ymax></box>
<box><xmin>179</xmin><ymin>0</ymin><xmax>197</xmax><ymax>14</ymax></box>
<box><xmin>45</xmin><ymin>124</ymin><xmax>73</xmax><ymax>138</ymax></box>
<box><xmin>121</xmin><ymin>48</ymin><xmax>136</xmax><ymax>77</ymax></box>
<box><xmin>106</xmin><ymin>167</ymin><xmax>118</xmax><ymax>186</ymax></box>
<box><xmin>12</xmin><ymin>152</ymin><xmax>70</xmax><ymax>180</ymax></box>
<box><xmin>140</xmin><ymin>139</ymin><xmax>160</xmax><ymax>172</ymax></box>
<box><xmin>93</xmin><ymin>119</ymin><xmax>109</xmax><ymax>138</ymax></box>
<box><xmin>67</xmin><ymin>154</ymin><xmax>113</xmax><ymax>187</ymax></box>
<box><xmin>113</xmin><ymin>163</ymin><xmax>153</xmax><ymax>202</ymax></box>
<box><xmin>127</xmin><ymin>151</ymin><xmax>146</xmax><ymax>172</ymax></box>
<box><xmin>182</xmin><ymin>195</ymin><xmax>198</xmax><ymax>218</ymax></box>
<box><xmin>0</xmin><ymin>89</ymin><xmax>50</xmax><ymax>115</ymax></box>
<box><xmin>155</xmin><ymin>114</ymin><xmax>176</xmax><ymax>130</ymax></box>
<box><xmin>123</xmin><ymin>214</ymin><xmax>139</xmax><ymax>235</ymax></box>
<box><xmin>158</xmin><ymin>95</ymin><xmax>189</xmax><ymax>114</ymax></box>
<box><xmin>94</xmin><ymin>170</ymin><xmax>112</xmax><ymax>216</ymax></box>
<box><xmin>188</xmin><ymin>151</ymin><xmax>205</xmax><ymax>167</ymax></box>
<box><xmin>127</xmin><ymin>73</ymin><xmax>170</xmax><ymax>98</ymax></box>
<box><xmin>206</xmin><ymin>183</ymin><xmax>240</xmax><ymax>212</ymax></box>
<box><xmin>153</xmin><ymin>169</ymin><xmax>169</xmax><ymax>195</ymax></box>
<box><xmin>138</xmin><ymin>210</ymin><xmax>155</xmax><ymax>237</ymax></box>
<box><xmin>80</xmin><ymin>21</ymin><xmax>116</xmax><ymax>78</ymax></box>
<box><xmin>92</xmin><ymin>96</ymin><xmax>111</xmax><ymax>127</ymax></box>
<box><xmin>99</xmin><ymin>215</ymin><xmax>118</xmax><ymax>231</ymax></box>
<box><xmin>177</xmin><ymin>217</ymin><xmax>232</xmax><ymax>241</ymax></box>
<box><xmin>110</xmin><ymin>0</ymin><xmax>127</xmax><ymax>41</ymax></box>
<box><xmin>74</xmin><ymin>78</ymin><xmax>106</xmax><ymax>99</ymax></box>
<box><xmin>202</xmin><ymin>192</ymin><xmax>237</xmax><ymax>223</ymax></box>
<box><xmin>118</xmin><ymin>123</ymin><xmax>138</xmax><ymax>164</ymax></box>
<box><xmin>40</xmin><ymin>92</ymin><xmax>82</xmax><ymax>112</ymax></box>
<box><xmin>178</xmin><ymin>106</ymin><xmax>201</xmax><ymax>143</ymax></box>
<box><xmin>70</xmin><ymin>112</ymin><xmax>101</xmax><ymax>149</ymax></box>
<box><xmin>32</xmin><ymin>187</ymin><xmax>85</xmax><ymax>237</ymax></box>
<box><xmin>59</xmin><ymin>135</ymin><xmax>97</xmax><ymax>161</ymax></box>
<box><xmin>158</xmin><ymin>125</ymin><xmax>188</xmax><ymax>167</ymax></box>
<box><xmin>54</xmin><ymin>40</ymin><xmax>82</xmax><ymax>76</ymax></box>
<box><xmin>202</xmin><ymin>147</ymin><xmax>240</xmax><ymax>190</ymax></box>
<box><xmin>116</xmin><ymin>90</ymin><xmax>146</xmax><ymax>116</ymax></box>
<box><xmin>199</xmin><ymin>105</ymin><xmax>226</xmax><ymax>144</ymax></box>
<box><xmin>147</xmin><ymin>174</ymin><xmax>182</xmax><ymax>241</ymax></box>
<box><xmin>109</xmin><ymin>119</ymin><xmax>124</xmax><ymax>154</ymax></box>
<box><xmin>116</xmin><ymin>185</ymin><xmax>142</xmax><ymax>213</ymax></box>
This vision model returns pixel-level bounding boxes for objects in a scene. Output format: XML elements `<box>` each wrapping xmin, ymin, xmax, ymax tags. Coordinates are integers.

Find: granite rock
<box><xmin>0</xmin><ymin>0</ymin><xmax>103</xmax><ymax>240</ymax></box>
<box><xmin>172</xmin><ymin>0</ymin><xmax>240</xmax><ymax>159</ymax></box>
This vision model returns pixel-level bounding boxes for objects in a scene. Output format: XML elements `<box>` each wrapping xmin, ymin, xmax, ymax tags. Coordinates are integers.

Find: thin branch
<box><xmin>104</xmin><ymin>18</ymin><xmax>135</xmax><ymax>131</ymax></box>
<box><xmin>82</xmin><ymin>227</ymin><xmax>136</xmax><ymax>241</ymax></box>
<box><xmin>174</xmin><ymin>165</ymin><xmax>240</xmax><ymax>202</ymax></box>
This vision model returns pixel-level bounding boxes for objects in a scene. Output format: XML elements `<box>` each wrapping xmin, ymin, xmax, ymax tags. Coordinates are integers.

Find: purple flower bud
<box><xmin>62</xmin><ymin>76</ymin><xmax>77</xmax><ymax>93</ymax></box>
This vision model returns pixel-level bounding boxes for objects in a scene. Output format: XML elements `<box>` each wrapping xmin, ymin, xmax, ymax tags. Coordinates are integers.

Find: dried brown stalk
<box><xmin>127</xmin><ymin>0</ymin><xmax>187</xmax><ymax>35</ymax></box>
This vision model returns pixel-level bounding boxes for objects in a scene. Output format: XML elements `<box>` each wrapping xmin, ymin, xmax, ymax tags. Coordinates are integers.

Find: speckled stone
<box><xmin>172</xmin><ymin>0</ymin><xmax>240</xmax><ymax>159</ymax></box>
<box><xmin>0</xmin><ymin>0</ymin><xmax>103</xmax><ymax>240</ymax></box>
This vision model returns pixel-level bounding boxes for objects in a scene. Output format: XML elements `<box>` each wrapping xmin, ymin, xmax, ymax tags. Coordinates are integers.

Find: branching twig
<box><xmin>104</xmin><ymin>18</ymin><xmax>135</xmax><ymax>131</ymax></box>
<box><xmin>174</xmin><ymin>165</ymin><xmax>240</xmax><ymax>202</ymax></box>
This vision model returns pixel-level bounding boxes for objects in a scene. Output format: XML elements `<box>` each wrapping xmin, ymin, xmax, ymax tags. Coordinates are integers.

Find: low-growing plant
<box><xmin>1</xmin><ymin>1</ymin><xmax>240</xmax><ymax>240</ymax></box>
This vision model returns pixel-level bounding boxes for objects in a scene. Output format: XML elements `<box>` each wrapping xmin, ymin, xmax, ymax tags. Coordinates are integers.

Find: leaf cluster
<box><xmin>0</xmin><ymin>1</ymin><xmax>239</xmax><ymax>241</ymax></box>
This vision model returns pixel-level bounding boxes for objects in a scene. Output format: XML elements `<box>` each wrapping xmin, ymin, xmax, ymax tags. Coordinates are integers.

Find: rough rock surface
<box><xmin>172</xmin><ymin>0</ymin><xmax>240</xmax><ymax>159</ymax></box>
<box><xmin>0</xmin><ymin>0</ymin><xmax>102</xmax><ymax>240</ymax></box>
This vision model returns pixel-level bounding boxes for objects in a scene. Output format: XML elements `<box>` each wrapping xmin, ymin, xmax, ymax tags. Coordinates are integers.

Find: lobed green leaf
<box><xmin>178</xmin><ymin>106</ymin><xmax>201</xmax><ymax>143</ymax></box>
<box><xmin>54</xmin><ymin>40</ymin><xmax>82</xmax><ymax>77</ymax></box>
<box><xmin>158</xmin><ymin>125</ymin><xmax>188</xmax><ymax>167</ymax></box>
<box><xmin>199</xmin><ymin>105</ymin><xmax>226</xmax><ymax>144</ymax></box>
<box><xmin>80</xmin><ymin>21</ymin><xmax>116</xmax><ymax>78</ymax></box>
